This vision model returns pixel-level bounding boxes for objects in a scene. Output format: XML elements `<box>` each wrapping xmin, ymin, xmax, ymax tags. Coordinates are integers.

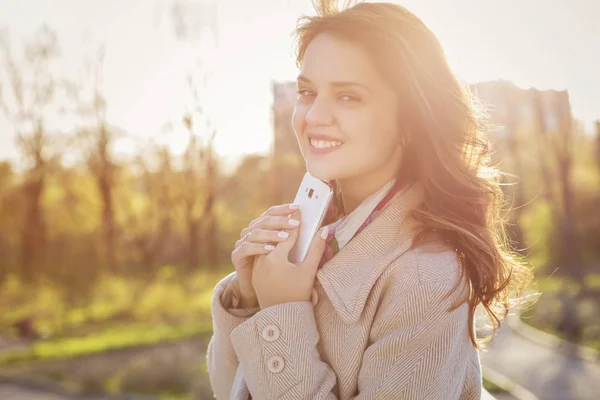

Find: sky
<box><xmin>0</xmin><ymin>0</ymin><xmax>599</xmax><ymax>170</ymax></box>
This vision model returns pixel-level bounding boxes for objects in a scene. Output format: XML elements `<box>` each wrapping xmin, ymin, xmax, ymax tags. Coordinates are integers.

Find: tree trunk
<box><xmin>554</xmin><ymin>92</ymin><xmax>583</xmax><ymax>287</ymax></box>
<box><xmin>203</xmin><ymin>144</ymin><xmax>218</xmax><ymax>268</ymax></box>
<box><xmin>558</xmin><ymin>154</ymin><xmax>581</xmax><ymax>283</ymax></box>
<box><xmin>99</xmin><ymin>169</ymin><xmax>116</xmax><ymax>273</ymax></box>
<box><xmin>596</xmin><ymin>120</ymin><xmax>600</xmax><ymax>178</ymax></box>
<box><xmin>532</xmin><ymin>90</ymin><xmax>555</xmax><ymax>204</ymax></box>
<box><xmin>504</xmin><ymin>95</ymin><xmax>526</xmax><ymax>253</ymax></box>
<box><xmin>21</xmin><ymin>163</ymin><xmax>46</xmax><ymax>282</ymax></box>
<box><xmin>188</xmin><ymin>214</ymin><xmax>199</xmax><ymax>273</ymax></box>
<box><xmin>95</xmin><ymin>124</ymin><xmax>117</xmax><ymax>274</ymax></box>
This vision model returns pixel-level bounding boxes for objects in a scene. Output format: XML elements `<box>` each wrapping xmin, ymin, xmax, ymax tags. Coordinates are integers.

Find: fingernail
<box><xmin>265</xmin><ymin>244</ymin><xmax>275</xmax><ymax>251</ymax></box>
<box><xmin>289</xmin><ymin>219</ymin><xmax>300</xmax><ymax>226</ymax></box>
<box><xmin>289</xmin><ymin>204</ymin><xmax>299</xmax><ymax>209</ymax></box>
<box><xmin>321</xmin><ymin>226</ymin><xmax>329</xmax><ymax>240</ymax></box>
<box><xmin>277</xmin><ymin>231</ymin><xmax>289</xmax><ymax>238</ymax></box>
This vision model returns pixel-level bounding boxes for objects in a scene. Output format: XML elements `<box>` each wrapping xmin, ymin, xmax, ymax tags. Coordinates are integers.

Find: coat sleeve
<box><xmin>229</xmin><ymin>276</ymin><xmax>478</xmax><ymax>399</ymax></box>
<box><xmin>206</xmin><ymin>271</ymin><xmax>261</xmax><ymax>399</ymax></box>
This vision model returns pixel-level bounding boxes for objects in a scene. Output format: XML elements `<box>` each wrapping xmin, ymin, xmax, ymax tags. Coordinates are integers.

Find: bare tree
<box><xmin>531</xmin><ymin>89</ymin><xmax>583</xmax><ymax>283</ymax></box>
<box><xmin>133</xmin><ymin>135</ymin><xmax>175</xmax><ymax>278</ymax></box>
<box><xmin>182</xmin><ymin>113</ymin><xmax>201</xmax><ymax>272</ymax></box>
<box><xmin>0</xmin><ymin>161</ymin><xmax>15</xmax><ymax>284</ymax></box>
<box><xmin>0</xmin><ymin>26</ymin><xmax>62</xmax><ymax>281</ymax></box>
<box><xmin>533</xmin><ymin>90</ymin><xmax>584</xmax><ymax>339</ymax></box>
<box><xmin>552</xmin><ymin>91</ymin><xmax>581</xmax><ymax>285</ymax></box>
<box><xmin>531</xmin><ymin>89</ymin><xmax>556</xmax><ymax>205</ymax></box>
<box><xmin>65</xmin><ymin>46</ymin><xmax>119</xmax><ymax>273</ymax></box>
<box><xmin>180</xmin><ymin>70</ymin><xmax>221</xmax><ymax>270</ymax></box>
<box><xmin>154</xmin><ymin>0</ymin><xmax>218</xmax><ymax>43</ymax></box>
<box><xmin>155</xmin><ymin>0</ymin><xmax>221</xmax><ymax>269</ymax></box>
<box><xmin>595</xmin><ymin>120</ymin><xmax>600</xmax><ymax>174</ymax></box>
<box><xmin>203</xmin><ymin>130</ymin><xmax>219</xmax><ymax>267</ymax></box>
<box><xmin>500</xmin><ymin>88</ymin><xmax>526</xmax><ymax>252</ymax></box>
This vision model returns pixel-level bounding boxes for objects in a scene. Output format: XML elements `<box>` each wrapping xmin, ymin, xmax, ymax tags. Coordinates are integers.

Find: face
<box><xmin>292</xmin><ymin>33</ymin><xmax>404</xmax><ymax>184</ymax></box>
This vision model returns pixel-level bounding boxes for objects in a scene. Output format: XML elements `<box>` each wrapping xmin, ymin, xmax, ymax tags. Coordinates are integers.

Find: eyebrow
<box><xmin>296</xmin><ymin>75</ymin><xmax>371</xmax><ymax>93</ymax></box>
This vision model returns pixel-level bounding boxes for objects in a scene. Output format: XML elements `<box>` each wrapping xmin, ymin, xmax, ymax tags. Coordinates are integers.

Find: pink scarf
<box><xmin>318</xmin><ymin>177</ymin><xmax>406</xmax><ymax>268</ymax></box>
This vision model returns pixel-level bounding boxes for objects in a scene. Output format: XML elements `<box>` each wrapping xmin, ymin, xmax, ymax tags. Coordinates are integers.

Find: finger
<box><xmin>271</xmin><ymin>208</ymin><xmax>302</xmax><ymax>256</ymax></box>
<box><xmin>232</xmin><ymin>242</ymin><xmax>276</xmax><ymax>261</ymax></box>
<box><xmin>271</xmin><ymin>225</ymin><xmax>300</xmax><ymax>259</ymax></box>
<box><xmin>235</xmin><ymin>229</ymin><xmax>290</xmax><ymax>247</ymax></box>
<box><xmin>299</xmin><ymin>226</ymin><xmax>328</xmax><ymax>270</ymax></box>
<box><xmin>246</xmin><ymin>214</ymin><xmax>301</xmax><ymax>235</ymax></box>
<box><xmin>241</xmin><ymin>216</ymin><xmax>295</xmax><ymax>239</ymax></box>
<box><xmin>264</xmin><ymin>203</ymin><xmax>300</xmax><ymax>216</ymax></box>
<box><xmin>240</xmin><ymin>204</ymin><xmax>299</xmax><ymax>238</ymax></box>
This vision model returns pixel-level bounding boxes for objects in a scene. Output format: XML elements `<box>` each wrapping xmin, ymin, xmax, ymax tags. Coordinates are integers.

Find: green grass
<box><xmin>588</xmin><ymin>339</ymin><xmax>600</xmax><ymax>351</ymax></box>
<box><xmin>0</xmin><ymin>320</ymin><xmax>214</xmax><ymax>367</ymax></box>
<box><xmin>519</xmin><ymin>314</ymin><xmax>600</xmax><ymax>351</ymax></box>
<box><xmin>519</xmin><ymin>273</ymin><xmax>600</xmax><ymax>352</ymax></box>
<box><xmin>0</xmin><ymin>264</ymin><xmax>232</xmax><ymax>339</ymax></box>
<box><xmin>482</xmin><ymin>377</ymin><xmax>508</xmax><ymax>393</ymax></box>
<box><xmin>155</xmin><ymin>393</ymin><xmax>193</xmax><ymax>400</ymax></box>
<box><xmin>0</xmin><ymin>264</ymin><xmax>233</xmax><ymax>369</ymax></box>
<box><xmin>586</xmin><ymin>273</ymin><xmax>600</xmax><ymax>289</ymax></box>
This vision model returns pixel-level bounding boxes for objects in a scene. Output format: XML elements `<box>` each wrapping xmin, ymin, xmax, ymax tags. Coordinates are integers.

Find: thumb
<box><xmin>299</xmin><ymin>226</ymin><xmax>329</xmax><ymax>270</ymax></box>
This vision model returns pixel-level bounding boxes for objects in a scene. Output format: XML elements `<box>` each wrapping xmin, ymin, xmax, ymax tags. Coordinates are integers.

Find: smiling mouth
<box><xmin>308</xmin><ymin>137</ymin><xmax>344</xmax><ymax>155</ymax></box>
<box><xmin>309</xmin><ymin>137</ymin><xmax>343</xmax><ymax>149</ymax></box>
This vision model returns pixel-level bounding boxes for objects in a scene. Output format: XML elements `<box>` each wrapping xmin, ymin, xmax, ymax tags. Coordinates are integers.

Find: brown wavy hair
<box><xmin>294</xmin><ymin>0</ymin><xmax>534</xmax><ymax>348</ymax></box>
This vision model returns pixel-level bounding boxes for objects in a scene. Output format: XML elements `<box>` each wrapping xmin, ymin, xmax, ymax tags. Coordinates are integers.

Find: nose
<box><xmin>305</xmin><ymin>94</ymin><xmax>334</xmax><ymax>127</ymax></box>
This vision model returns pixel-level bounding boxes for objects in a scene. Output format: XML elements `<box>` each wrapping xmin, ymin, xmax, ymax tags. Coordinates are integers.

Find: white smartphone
<box><xmin>288</xmin><ymin>172</ymin><xmax>334</xmax><ymax>264</ymax></box>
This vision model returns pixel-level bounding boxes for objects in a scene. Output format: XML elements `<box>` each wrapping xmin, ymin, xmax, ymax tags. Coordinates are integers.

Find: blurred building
<box><xmin>271</xmin><ymin>79</ymin><xmax>574</xmax><ymax>170</ymax></box>
<box><xmin>271</xmin><ymin>78</ymin><xmax>578</xmax><ymax>260</ymax></box>
<box><xmin>472</xmin><ymin>80</ymin><xmax>573</xmax><ymax>147</ymax></box>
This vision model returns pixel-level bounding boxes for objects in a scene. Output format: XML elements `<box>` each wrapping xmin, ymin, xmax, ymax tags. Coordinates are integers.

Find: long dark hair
<box><xmin>294</xmin><ymin>0</ymin><xmax>534</xmax><ymax>348</ymax></box>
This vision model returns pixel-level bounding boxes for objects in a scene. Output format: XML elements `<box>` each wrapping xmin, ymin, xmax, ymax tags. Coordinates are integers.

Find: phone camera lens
<box><xmin>308</xmin><ymin>188</ymin><xmax>314</xmax><ymax>199</ymax></box>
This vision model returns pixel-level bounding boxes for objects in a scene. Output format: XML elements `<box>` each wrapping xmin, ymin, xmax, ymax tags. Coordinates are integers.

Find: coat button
<box><xmin>262</xmin><ymin>325</ymin><xmax>280</xmax><ymax>342</ymax></box>
<box><xmin>267</xmin><ymin>355</ymin><xmax>285</xmax><ymax>373</ymax></box>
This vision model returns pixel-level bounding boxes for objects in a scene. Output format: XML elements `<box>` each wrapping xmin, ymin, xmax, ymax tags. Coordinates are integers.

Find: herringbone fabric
<box><xmin>206</xmin><ymin>182</ymin><xmax>483</xmax><ymax>399</ymax></box>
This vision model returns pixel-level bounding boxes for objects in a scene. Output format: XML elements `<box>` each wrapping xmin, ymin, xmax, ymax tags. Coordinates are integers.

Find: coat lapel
<box><xmin>316</xmin><ymin>182</ymin><xmax>424</xmax><ymax>324</ymax></box>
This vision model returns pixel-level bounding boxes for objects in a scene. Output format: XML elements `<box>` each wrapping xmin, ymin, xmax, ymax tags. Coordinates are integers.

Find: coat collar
<box><xmin>316</xmin><ymin>181</ymin><xmax>424</xmax><ymax>324</ymax></box>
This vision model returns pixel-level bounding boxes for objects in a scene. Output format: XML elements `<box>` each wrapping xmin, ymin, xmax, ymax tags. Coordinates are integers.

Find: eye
<box><xmin>297</xmin><ymin>88</ymin><xmax>315</xmax><ymax>97</ymax></box>
<box><xmin>340</xmin><ymin>94</ymin><xmax>359</xmax><ymax>102</ymax></box>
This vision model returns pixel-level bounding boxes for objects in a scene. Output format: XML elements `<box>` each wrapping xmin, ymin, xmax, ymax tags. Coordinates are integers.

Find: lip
<box><xmin>309</xmin><ymin>141</ymin><xmax>343</xmax><ymax>155</ymax></box>
<box><xmin>307</xmin><ymin>132</ymin><xmax>344</xmax><ymax>142</ymax></box>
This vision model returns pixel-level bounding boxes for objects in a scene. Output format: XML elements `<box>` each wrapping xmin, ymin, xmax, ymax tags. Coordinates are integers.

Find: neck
<box><xmin>337</xmin><ymin>162</ymin><xmax>399</xmax><ymax>214</ymax></box>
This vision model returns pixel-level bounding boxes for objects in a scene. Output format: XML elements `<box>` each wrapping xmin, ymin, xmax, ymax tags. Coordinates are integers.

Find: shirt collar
<box><xmin>316</xmin><ymin>181</ymin><xmax>424</xmax><ymax>324</ymax></box>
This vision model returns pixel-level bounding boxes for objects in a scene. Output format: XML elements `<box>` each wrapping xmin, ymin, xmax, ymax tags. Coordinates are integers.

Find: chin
<box><xmin>305</xmin><ymin>159</ymin><xmax>346</xmax><ymax>183</ymax></box>
<box><xmin>302</xmin><ymin>143</ymin><xmax>358</xmax><ymax>182</ymax></box>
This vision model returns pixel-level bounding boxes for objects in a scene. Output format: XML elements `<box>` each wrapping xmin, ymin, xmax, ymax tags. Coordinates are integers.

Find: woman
<box><xmin>207</xmin><ymin>1</ymin><xmax>532</xmax><ymax>399</ymax></box>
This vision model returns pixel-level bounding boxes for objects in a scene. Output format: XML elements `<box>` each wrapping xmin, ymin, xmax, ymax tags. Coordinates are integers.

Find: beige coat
<box><xmin>206</xmin><ymin>183</ymin><xmax>483</xmax><ymax>399</ymax></box>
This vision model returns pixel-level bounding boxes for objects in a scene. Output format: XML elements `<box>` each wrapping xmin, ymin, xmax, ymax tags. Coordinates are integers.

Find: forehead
<box><xmin>299</xmin><ymin>33</ymin><xmax>381</xmax><ymax>84</ymax></box>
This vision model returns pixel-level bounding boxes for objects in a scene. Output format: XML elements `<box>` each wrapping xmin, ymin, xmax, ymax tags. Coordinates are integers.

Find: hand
<box><xmin>231</xmin><ymin>203</ymin><xmax>304</xmax><ymax>307</ymax></box>
<box><xmin>252</xmin><ymin>209</ymin><xmax>329</xmax><ymax>309</ymax></box>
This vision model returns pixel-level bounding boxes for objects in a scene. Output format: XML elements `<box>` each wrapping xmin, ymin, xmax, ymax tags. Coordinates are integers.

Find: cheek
<box><xmin>292</xmin><ymin>105</ymin><xmax>307</xmax><ymax>138</ymax></box>
<box><xmin>342</xmin><ymin>109</ymin><xmax>400</xmax><ymax>155</ymax></box>
<box><xmin>341</xmin><ymin>109</ymin><xmax>387</xmax><ymax>143</ymax></box>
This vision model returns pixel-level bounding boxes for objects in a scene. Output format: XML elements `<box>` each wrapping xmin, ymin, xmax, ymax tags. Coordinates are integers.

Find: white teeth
<box><xmin>310</xmin><ymin>138</ymin><xmax>342</xmax><ymax>149</ymax></box>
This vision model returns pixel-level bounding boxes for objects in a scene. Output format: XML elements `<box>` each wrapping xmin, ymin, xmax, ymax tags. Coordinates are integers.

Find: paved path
<box><xmin>0</xmin><ymin>379</ymin><xmax>140</xmax><ymax>400</ymax></box>
<box><xmin>0</xmin><ymin>383</ymin><xmax>76</xmax><ymax>400</ymax></box>
<box><xmin>2</xmin><ymin>316</ymin><xmax>599</xmax><ymax>400</ymax></box>
<box><xmin>480</xmin><ymin>314</ymin><xmax>600</xmax><ymax>400</ymax></box>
